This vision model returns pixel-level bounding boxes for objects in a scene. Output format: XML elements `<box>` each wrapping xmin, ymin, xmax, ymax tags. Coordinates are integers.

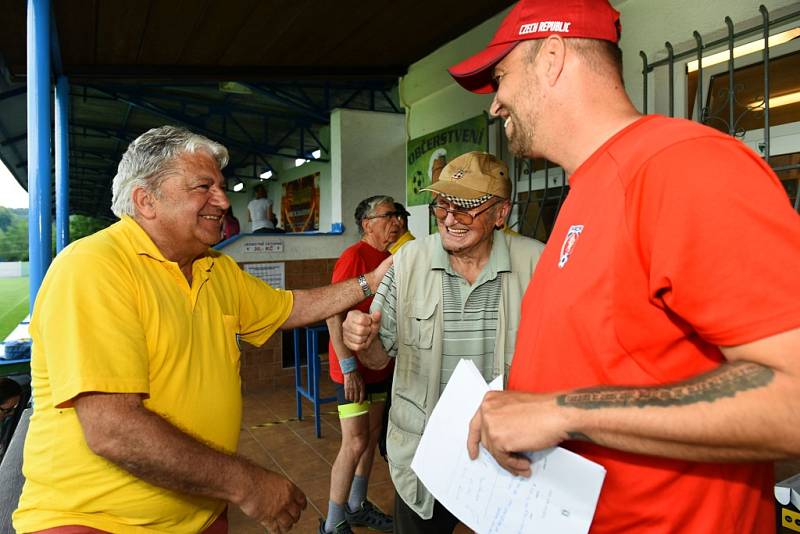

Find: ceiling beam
<box><xmin>54</xmin><ymin>65</ymin><xmax>405</xmax><ymax>83</ymax></box>
<box><xmin>86</xmin><ymin>85</ymin><xmax>316</xmax><ymax>161</ymax></box>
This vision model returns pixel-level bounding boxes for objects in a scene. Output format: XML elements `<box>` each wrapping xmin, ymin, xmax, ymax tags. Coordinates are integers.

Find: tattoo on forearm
<box><xmin>556</xmin><ymin>361</ymin><xmax>773</xmax><ymax>410</ymax></box>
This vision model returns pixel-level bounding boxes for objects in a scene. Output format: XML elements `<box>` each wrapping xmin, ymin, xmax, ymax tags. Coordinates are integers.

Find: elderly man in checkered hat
<box><xmin>341</xmin><ymin>150</ymin><xmax>544</xmax><ymax>532</ymax></box>
<box><xmin>447</xmin><ymin>0</ymin><xmax>800</xmax><ymax>533</ymax></box>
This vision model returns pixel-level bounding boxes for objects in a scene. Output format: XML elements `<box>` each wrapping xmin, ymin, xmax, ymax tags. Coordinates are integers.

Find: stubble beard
<box><xmin>507</xmin><ymin>110</ymin><xmax>537</xmax><ymax>159</ymax></box>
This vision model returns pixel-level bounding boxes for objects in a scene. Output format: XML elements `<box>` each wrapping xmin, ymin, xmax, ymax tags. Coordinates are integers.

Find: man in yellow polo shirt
<box><xmin>13</xmin><ymin>126</ymin><xmax>390</xmax><ymax>534</ymax></box>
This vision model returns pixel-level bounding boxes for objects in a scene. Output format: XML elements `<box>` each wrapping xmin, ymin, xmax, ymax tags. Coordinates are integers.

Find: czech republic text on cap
<box><xmin>448</xmin><ymin>0</ymin><xmax>621</xmax><ymax>94</ymax></box>
<box><xmin>421</xmin><ymin>151</ymin><xmax>510</xmax><ymax>203</ymax></box>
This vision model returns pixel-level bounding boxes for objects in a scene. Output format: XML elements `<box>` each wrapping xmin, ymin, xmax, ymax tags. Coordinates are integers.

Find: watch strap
<box><xmin>357</xmin><ymin>274</ymin><xmax>373</xmax><ymax>297</ymax></box>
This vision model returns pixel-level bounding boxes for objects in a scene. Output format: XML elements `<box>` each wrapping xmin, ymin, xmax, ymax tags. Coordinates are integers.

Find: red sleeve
<box><xmin>629</xmin><ymin>137</ymin><xmax>800</xmax><ymax>346</ymax></box>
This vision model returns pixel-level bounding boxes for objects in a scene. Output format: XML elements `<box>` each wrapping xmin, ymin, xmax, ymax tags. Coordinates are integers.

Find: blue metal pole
<box><xmin>55</xmin><ymin>75</ymin><xmax>69</xmax><ymax>253</ymax></box>
<box><xmin>26</xmin><ymin>0</ymin><xmax>52</xmax><ymax>312</ymax></box>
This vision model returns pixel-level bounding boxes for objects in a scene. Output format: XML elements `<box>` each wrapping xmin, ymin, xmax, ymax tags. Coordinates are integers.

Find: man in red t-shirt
<box><xmin>447</xmin><ymin>1</ymin><xmax>800</xmax><ymax>533</ymax></box>
<box><xmin>321</xmin><ymin>195</ymin><xmax>400</xmax><ymax>534</ymax></box>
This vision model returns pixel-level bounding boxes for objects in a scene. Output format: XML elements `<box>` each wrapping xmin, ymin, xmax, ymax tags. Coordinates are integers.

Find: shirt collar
<box><xmin>120</xmin><ymin>215</ymin><xmax>217</xmax><ymax>272</ymax></box>
<box><xmin>431</xmin><ymin>229</ymin><xmax>512</xmax><ymax>275</ymax></box>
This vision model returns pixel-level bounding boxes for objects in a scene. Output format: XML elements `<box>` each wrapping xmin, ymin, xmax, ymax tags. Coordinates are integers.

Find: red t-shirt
<box><xmin>510</xmin><ymin>116</ymin><xmax>800</xmax><ymax>534</ymax></box>
<box><xmin>328</xmin><ymin>240</ymin><xmax>394</xmax><ymax>384</ymax></box>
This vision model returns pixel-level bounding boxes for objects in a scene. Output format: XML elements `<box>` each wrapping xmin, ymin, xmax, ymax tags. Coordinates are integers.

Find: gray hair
<box><xmin>110</xmin><ymin>125</ymin><xmax>229</xmax><ymax>218</ymax></box>
<box><xmin>354</xmin><ymin>195</ymin><xmax>394</xmax><ymax>236</ymax></box>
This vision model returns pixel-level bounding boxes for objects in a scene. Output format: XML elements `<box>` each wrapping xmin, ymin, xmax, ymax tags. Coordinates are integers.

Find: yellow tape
<box><xmin>783</xmin><ymin>507</ymin><xmax>800</xmax><ymax>533</ymax></box>
<box><xmin>249</xmin><ymin>411</ymin><xmax>338</xmax><ymax>429</ymax></box>
<box><xmin>338</xmin><ymin>401</ymin><xmax>370</xmax><ymax>419</ymax></box>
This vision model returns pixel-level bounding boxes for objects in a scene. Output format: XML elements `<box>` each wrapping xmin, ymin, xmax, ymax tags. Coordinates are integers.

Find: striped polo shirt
<box><xmin>371</xmin><ymin>234</ymin><xmax>509</xmax><ymax>395</ymax></box>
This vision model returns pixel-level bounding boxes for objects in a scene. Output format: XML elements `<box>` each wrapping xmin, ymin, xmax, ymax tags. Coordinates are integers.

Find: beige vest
<box><xmin>386</xmin><ymin>230</ymin><xmax>544</xmax><ymax>519</ymax></box>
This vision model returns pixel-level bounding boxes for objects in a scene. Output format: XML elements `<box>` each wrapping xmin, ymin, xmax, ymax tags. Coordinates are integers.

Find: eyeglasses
<box><xmin>364</xmin><ymin>211</ymin><xmax>403</xmax><ymax>221</ymax></box>
<box><xmin>429</xmin><ymin>200</ymin><xmax>501</xmax><ymax>225</ymax></box>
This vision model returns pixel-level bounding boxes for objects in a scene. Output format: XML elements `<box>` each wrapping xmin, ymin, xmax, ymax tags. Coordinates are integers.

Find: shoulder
<box><xmin>333</xmin><ymin>241</ymin><xmax>368</xmax><ymax>276</ymax></box>
<box><xmin>338</xmin><ymin>240</ymin><xmax>365</xmax><ymax>261</ymax></box>
<box><xmin>610</xmin><ymin>116</ymin><xmax>740</xmax><ymax>176</ymax></box>
<box><xmin>503</xmin><ymin>232</ymin><xmax>545</xmax><ymax>255</ymax></box>
<box><xmin>629</xmin><ymin>123</ymin><xmax>774</xmax><ymax>198</ymax></box>
<box><xmin>210</xmin><ymin>251</ymin><xmax>241</xmax><ymax>273</ymax></box>
<box><xmin>38</xmin><ymin>223</ymin><xmax>142</xmax><ymax>304</ymax></box>
<box><xmin>394</xmin><ymin>233</ymin><xmax>438</xmax><ymax>263</ymax></box>
<box><xmin>54</xmin><ymin>222</ymin><xmax>133</xmax><ymax>270</ymax></box>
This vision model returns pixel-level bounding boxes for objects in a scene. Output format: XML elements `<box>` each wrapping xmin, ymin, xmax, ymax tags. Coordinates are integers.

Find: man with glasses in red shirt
<box><xmin>341</xmin><ymin>151</ymin><xmax>544</xmax><ymax>533</ymax></box>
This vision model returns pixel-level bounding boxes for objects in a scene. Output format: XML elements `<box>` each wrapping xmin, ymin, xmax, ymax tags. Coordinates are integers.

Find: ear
<box><xmin>132</xmin><ymin>187</ymin><xmax>157</xmax><ymax>219</ymax></box>
<box><xmin>494</xmin><ymin>200</ymin><xmax>512</xmax><ymax>228</ymax></box>
<box><xmin>540</xmin><ymin>35</ymin><xmax>567</xmax><ymax>87</ymax></box>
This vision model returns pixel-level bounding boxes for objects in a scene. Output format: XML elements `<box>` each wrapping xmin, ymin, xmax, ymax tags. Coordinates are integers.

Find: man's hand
<box><xmin>365</xmin><ymin>255</ymin><xmax>393</xmax><ymax>293</ymax></box>
<box><xmin>73</xmin><ymin>392</ymin><xmax>307</xmax><ymax>532</ymax></box>
<box><xmin>467</xmin><ymin>391</ymin><xmax>570</xmax><ymax>477</ymax></box>
<box><xmin>342</xmin><ymin>310</ymin><xmax>381</xmax><ymax>352</ymax></box>
<box><xmin>237</xmin><ymin>469</ymin><xmax>307</xmax><ymax>533</ymax></box>
<box><xmin>343</xmin><ymin>369</ymin><xmax>366</xmax><ymax>404</ymax></box>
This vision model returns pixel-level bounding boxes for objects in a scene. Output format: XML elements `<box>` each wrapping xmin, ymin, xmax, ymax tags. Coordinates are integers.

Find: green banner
<box><xmin>406</xmin><ymin>114</ymin><xmax>489</xmax><ymax>207</ymax></box>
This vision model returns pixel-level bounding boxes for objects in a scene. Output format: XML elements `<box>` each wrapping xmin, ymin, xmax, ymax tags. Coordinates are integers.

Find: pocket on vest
<box><xmin>400</xmin><ymin>299</ymin><xmax>436</xmax><ymax>349</ymax></box>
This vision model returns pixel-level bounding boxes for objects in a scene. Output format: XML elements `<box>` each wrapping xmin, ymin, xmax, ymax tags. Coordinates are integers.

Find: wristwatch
<box><xmin>357</xmin><ymin>274</ymin><xmax>373</xmax><ymax>297</ymax></box>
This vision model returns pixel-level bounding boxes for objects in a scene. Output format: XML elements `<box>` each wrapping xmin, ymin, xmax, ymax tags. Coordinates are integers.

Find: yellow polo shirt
<box><xmin>14</xmin><ymin>216</ymin><xmax>293</xmax><ymax>533</ymax></box>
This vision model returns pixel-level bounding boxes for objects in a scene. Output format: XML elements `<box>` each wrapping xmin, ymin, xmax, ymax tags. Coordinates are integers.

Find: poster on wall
<box><xmin>244</xmin><ymin>262</ymin><xmax>285</xmax><ymax>289</ymax></box>
<box><xmin>406</xmin><ymin>114</ymin><xmax>489</xmax><ymax>207</ymax></box>
<box><xmin>281</xmin><ymin>172</ymin><xmax>320</xmax><ymax>232</ymax></box>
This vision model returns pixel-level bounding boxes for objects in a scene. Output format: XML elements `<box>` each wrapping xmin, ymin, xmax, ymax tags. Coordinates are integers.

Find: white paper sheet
<box><xmin>411</xmin><ymin>359</ymin><xmax>606</xmax><ymax>534</ymax></box>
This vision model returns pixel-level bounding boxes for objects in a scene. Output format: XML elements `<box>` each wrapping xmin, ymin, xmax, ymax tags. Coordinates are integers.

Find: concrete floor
<box><xmin>230</xmin><ymin>382</ymin><xmax>391</xmax><ymax>533</ymax></box>
<box><xmin>230</xmin><ymin>377</ymin><xmax>473</xmax><ymax>533</ymax></box>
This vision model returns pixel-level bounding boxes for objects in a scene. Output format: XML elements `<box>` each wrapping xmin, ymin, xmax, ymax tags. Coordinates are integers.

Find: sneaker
<box><xmin>345</xmin><ymin>500</ymin><xmax>393</xmax><ymax>532</ymax></box>
<box><xmin>318</xmin><ymin>517</ymin><xmax>353</xmax><ymax>534</ymax></box>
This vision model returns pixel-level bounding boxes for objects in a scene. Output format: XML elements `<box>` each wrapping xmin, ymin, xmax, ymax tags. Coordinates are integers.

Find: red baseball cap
<box><xmin>449</xmin><ymin>0</ymin><xmax>621</xmax><ymax>94</ymax></box>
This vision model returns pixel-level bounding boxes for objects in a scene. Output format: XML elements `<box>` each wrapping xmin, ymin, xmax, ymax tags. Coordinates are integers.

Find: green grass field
<box><xmin>0</xmin><ymin>277</ymin><xmax>29</xmax><ymax>340</ymax></box>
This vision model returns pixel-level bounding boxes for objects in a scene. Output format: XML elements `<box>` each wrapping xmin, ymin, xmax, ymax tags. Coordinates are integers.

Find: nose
<box><xmin>489</xmin><ymin>93</ymin><xmax>502</xmax><ymax>118</ymax></box>
<box><xmin>211</xmin><ymin>184</ymin><xmax>230</xmax><ymax>210</ymax></box>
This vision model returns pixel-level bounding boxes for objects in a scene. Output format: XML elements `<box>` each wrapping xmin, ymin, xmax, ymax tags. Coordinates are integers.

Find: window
<box><xmin>692</xmin><ymin>51</ymin><xmax>800</xmax><ymax>134</ymax></box>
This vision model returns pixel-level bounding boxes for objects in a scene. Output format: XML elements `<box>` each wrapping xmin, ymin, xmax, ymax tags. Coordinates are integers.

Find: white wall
<box><xmin>333</xmin><ymin>108</ymin><xmax>407</xmax><ymax>238</ymax></box>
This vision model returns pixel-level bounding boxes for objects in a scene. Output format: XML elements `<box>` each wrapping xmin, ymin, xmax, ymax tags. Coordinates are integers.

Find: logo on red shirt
<box><xmin>558</xmin><ymin>225</ymin><xmax>584</xmax><ymax>268</ymax></box>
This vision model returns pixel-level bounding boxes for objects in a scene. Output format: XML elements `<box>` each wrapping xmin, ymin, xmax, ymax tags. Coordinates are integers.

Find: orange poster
<box><xmin>281</xmin><ymin>172</ymin><xmax>320</xmax><ymax>232</ymax></box>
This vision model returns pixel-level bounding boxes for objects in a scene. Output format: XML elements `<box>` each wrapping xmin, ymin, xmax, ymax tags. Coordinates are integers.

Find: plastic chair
<box><xmin>293</xmin><ymin>324</ymin><xmax>337</xmax><ymax>438</ymax></box>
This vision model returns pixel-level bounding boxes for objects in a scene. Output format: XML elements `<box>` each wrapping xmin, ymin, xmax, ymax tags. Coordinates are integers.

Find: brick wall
<box><xmin>239</xmin><ymin>258</ymin><xmax>337</xmax><ymax>393</ymax></box>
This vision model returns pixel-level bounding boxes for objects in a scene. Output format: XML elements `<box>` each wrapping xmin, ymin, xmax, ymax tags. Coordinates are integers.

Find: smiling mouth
<box><xmin>446</xmin><ymin>226</ymin><xmax>468</xmax><ymax>237</ymax></box>
<box><xmin>504</xmin><ymin>117</ymin><xmax>511</xmax><ymax>129</ymax></box>
<box><xmin>200</xmin><ymin>215</ymin><xmax>221</xmax><ymax>222</ymax></box>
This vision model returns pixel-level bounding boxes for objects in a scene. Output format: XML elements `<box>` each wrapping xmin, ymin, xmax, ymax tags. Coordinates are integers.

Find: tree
<box><xmin>0</xmin><ymin>210</ymin><xmax>111</xmax><ymax>261</ymax></box>
<box><xmin>0</xmin><ymin>217</ymin><xmax>28</xmax><ymax>261</ymax></box>
<box><xmin>69</xmin><ymin>215</ymin><xmax>110</xmax><ymax>242</ymax></box>
<box><xmin>0</xmin><ymin>206</ymin><xmax>15</xmax><ymax>231</ymax></box>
